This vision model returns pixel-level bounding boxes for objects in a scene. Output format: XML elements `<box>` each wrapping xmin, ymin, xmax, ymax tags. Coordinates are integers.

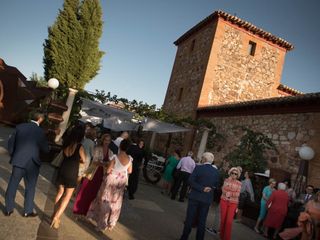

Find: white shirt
<box><xmin>113</xmin><ymin>137</ymin><xmax>124</xmax><ymax>147</ymax></box>
<box><xmin>203</xmin><ymin>162</ymin><xmax>218</xmax><ymax>169</ymax></box>
<box><xmin>31</xmin><ymin>120</ymin><xmax>39</xmax><ymax>126</ymax></box>
<box><xmin>176</xmin><ymin>156</ymin><xmax>196</xmax><ymax>174</ymax></box>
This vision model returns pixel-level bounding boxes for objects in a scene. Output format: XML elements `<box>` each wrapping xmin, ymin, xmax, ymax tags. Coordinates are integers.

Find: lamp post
<box><xmin>48</xmin><ymin>78</ymin><xmax>59</xmax><ymax>90</ymax></box>
<box><xmin>38</xmin><ymin>77</ymin><xmax>61</xmax><ymax>146</ymax></box>
<box><xmin>293</xmin><ymin>144</ymin><xmax>315</xmax><ymax>195</ymax></box>
<box><xmin>46</xmin><ymin>78</ymin><xmax>59</xmax><ymax>114</ymax></box>
<box><xmin>54</xmin><ymin>88</ymin><xmax>78</xmax><ymax>144</ymax></box>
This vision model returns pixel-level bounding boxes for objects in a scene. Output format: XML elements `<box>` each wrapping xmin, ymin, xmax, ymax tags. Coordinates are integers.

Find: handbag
<box><xmin>84</xmin><ymin>163</ymin><xmax>99</xmax><ymax>181</ymax></box>
<box><xmin>51</xmin><ymin>150</ymin><xmax>64</xmax><ymax>168</ymax></box>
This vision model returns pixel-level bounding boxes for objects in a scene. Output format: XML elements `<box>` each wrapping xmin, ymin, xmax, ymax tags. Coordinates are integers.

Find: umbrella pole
<box><xmin>164</xmin><ymin>133</ymin><xmax>172</xmax><ymax>157</ymax></box>
<box><xmin>149</xmin><ymin>132</ymin><xmax>156</xmax><ymax>150</ymax></box>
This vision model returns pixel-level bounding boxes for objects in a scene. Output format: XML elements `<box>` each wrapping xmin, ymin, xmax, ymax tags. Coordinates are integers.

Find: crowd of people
<box><xmin>161</xmin><ymin>148</ymin><xmax>320</xmax><ymax>240</ymax></box>
<box><xmin>3</xmin><ymin>114</ymin><xmax>145</xmax><ymax>232</ymax></box>
<box><xmin>3</xmin><ymin>113</ymin><xmax>320</xmax><ymax>240</ymax></box>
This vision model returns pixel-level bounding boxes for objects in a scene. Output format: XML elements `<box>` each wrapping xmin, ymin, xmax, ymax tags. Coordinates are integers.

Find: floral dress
<box><xmin>87</xmin><ymin>154</ymin><xmax>132</xmax><ymax>230</ymax></box>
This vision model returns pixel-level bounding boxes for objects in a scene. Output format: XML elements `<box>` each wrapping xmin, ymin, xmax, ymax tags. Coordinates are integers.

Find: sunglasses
<box><xmin>231</xmin><ymin>172</ymin><xmax>238</xmax><ymax>176</ymax></box>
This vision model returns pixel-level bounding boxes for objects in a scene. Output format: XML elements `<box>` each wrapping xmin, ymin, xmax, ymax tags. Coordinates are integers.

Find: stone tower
<box><xmin>163</xmin><ymin>10</ymin><xmax>294</xmax><ymax>118</ymax></box>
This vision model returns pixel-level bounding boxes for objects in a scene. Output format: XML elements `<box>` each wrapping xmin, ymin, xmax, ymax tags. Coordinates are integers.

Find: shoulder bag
<box><xmin>51</xmin><ymin>150</ymin><xmax>64</xmax><ymax>168</ymax></box>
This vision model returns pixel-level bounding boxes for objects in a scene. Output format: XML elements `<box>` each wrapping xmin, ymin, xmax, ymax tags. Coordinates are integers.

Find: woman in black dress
<box><xmin>51</xmin><ymin>125</ymin><xmax>86</xmax><ymax>229</ymax></box>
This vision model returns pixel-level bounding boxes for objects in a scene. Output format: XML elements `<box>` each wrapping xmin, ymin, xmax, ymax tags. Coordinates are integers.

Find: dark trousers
<box><xmin>5</xmin><ymin>164</ymin><xmax>39</xmax><ymax>214</ymax></box>
<box><xmin>128</xmin><ymin>168</ymin><xmax>140</xmax><ymax>197</ymax></box>
<box><xmin>171</xmin><ymin>171</ymin><xmax>190</xmax><ymax>201</ymax></box>
<box><xmin>180</xmin><ymin>199</ymin><xmax>210</xmax><ymax>240</ymax></box>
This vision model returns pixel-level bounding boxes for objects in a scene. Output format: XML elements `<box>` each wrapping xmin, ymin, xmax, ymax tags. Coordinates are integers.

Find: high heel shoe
<box><xmin>254</xmin><ymin>227</ymin><xmax>261</xmax><ymax>234</ymax></box>
<box><xmin>50</xmin><ymin>218</ymin><xmax>60</xmax><ymax>229</ymax></box>
<box><xmin>107</xmin><ymin>225</ymin><xmax>114</xmax><ymax>231</ymax></box>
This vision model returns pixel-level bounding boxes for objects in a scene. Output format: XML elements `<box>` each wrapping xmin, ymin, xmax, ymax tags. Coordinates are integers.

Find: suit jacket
<box><xmin>188</xmin><ymin>164</ymin><xmax>220</xmax><ymax>204</ymax></box>
<box><xmin>127</xmin><ymin>144</ymin><xmax>144</xmax><ymax>171</ymax></box>
<box><xmin>109</xmin><ymin>141</ymin><xmax>118</xmax><ymax>155</ymax></box>
<box><xmin>297</xmin><ymin>193</ymin><xmax>314</xmax><ymax>204</ymax></box>
<box><xmin>8</xmin><ymin>122</ymin><xmax>49</xmax><ymax>168</ymax></box>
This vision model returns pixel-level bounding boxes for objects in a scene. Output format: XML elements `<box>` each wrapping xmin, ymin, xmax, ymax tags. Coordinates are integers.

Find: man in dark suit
<box><xmin>179</xmin><ymin>152</ymin><xmax>220</xmax><ymax>240</ymax></box>
<box><xmin>5</xmin><ymin>112</ymin><xmax>49</xmax><ymax>217</ymax></box>
<box><xmin>296</xmin><ymin>185</ymin><xmax>315</xmax><ymax>205</ymax></box>
<box><xmin>127</xmin><ymin>137</ymin><xmax>145</xmax><ymax>200</ymax></box>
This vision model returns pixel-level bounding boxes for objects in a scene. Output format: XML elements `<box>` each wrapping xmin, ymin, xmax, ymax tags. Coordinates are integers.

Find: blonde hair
<box><xmin>269</xmin><ymin>178</ymin><xmax>276</xmax><ymax>184</ymax></box>
<box><xmin>98</xmin><ymin>133</ymin><xmax>111</xmax><ymax>145</ymax></box>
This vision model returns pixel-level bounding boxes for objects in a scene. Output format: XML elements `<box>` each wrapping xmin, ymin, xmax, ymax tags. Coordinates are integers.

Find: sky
<box><xmin>1</xmin><ymin>0</ymin><xmax>319</xmax><ymax>108</ymax></box>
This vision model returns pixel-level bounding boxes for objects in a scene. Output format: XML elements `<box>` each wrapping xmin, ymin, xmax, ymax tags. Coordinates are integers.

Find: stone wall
<box><xmin>198</xmin><ymin>21</ymin><xmax>287</xmax><ymax>107</ymax></box>
<box><xmin>162</xmin><ymin>22</ymin><xmax>217</xmax><ymax>118</ymax></box>
<box><xmin>197</xmin><ymin>112</ymin><xmax>320</xmax><ymax>186</ymax></box>
<box><xmin>163</xmin><ymin>17</ymin><xmax>289</xmax><ymax>118</ymax></box>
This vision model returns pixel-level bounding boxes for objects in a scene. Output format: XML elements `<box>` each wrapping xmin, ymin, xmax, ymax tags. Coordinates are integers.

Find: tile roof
<box><xmin>277</xmin><ymin>84</ymin><xmax>303</xmax><ymax>95</ymax></box>
<box><xmin>197</xmin><ymin>92</ymin><xmax>320</xmax><ymax>114</ymax></box>
<box><xmin>174</xmin><ymin>10</ymin><xmax>294</xmax><ymax>51</ymax></box>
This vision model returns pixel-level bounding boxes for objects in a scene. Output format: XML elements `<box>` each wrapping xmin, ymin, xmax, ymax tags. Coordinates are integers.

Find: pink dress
<box><xmin>73</xmin><ymin>148</ymin><xmax>110</xmax><ymax>215</ymax></box>
<box><xmin>87</xmin><ymin>155</ymin><xmax>132</xmax><ymax>230</ymax></box>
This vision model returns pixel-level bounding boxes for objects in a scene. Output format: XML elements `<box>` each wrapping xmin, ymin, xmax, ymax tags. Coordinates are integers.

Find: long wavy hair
<box><xmin>62</xmin><ymin>125</ymin><xmax>85</xmax><ymax>150</ymax></box>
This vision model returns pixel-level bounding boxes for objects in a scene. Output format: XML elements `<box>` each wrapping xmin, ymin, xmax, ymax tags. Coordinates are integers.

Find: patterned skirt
<box><xmin>87</xmin><ymin>170</ymin><xmax>127</xmax><ymax>230</ymax></box>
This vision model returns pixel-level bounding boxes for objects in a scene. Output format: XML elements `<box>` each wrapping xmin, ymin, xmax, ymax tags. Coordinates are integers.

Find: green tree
<box><xmin>78</xmin><ymin>0</ymin><xmax>104</xmax><ymax>85</ymax></box>
<box><xmin>94</xmin><ymin>89</ymin><xmax>109</xmax><ymax>104</ymax></box>
<box><xmin>43</xmin><ymin>0</ymin><xmax>104</xmax><ymax>90</ymax></box>
<box><xmin>225</xmin><ymin>127</ymin><xmax>278</xmax><ymax>173</ymax></box>
<box><xmin>30</xmin><ymin>72</ymin><xmax>47</xmax><ymax>87</ymax></box>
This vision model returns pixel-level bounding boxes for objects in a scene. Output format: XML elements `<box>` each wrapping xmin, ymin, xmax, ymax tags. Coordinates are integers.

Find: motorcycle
<box><xmin>143</xmin><ymin>153</ymin><xmax>166</xmax><ymax>184</ymax></box>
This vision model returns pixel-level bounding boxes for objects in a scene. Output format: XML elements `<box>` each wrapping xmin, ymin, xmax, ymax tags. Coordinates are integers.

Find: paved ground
<box><xmin>0</xmin><ymin>124</ymin><xmax>266</xmax><ymax>240</ymax></box>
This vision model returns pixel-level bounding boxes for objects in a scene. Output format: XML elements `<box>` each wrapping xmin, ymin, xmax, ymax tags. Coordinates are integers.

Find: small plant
<box><xmin>225</xmin><ymin>126</ymin><xmax>278</xmax><ymax>173</ymax></box>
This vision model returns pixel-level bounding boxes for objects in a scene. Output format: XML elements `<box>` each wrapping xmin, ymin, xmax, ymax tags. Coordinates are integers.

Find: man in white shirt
<box><xmin>113</xmin><ymin>131</ymin><xmax>129</xmax><ymax>147</ymax></box>
<box><xmin>171</xmin><ymin>151</ymin><xmax>195</xmax><ymax>202</ymax></box>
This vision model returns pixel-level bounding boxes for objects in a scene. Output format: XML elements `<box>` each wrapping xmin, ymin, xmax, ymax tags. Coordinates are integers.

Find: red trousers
<box><xmin>219</xmin><ymin>198</ymin><xmax>237</xmax><ymax>240</ymax></box>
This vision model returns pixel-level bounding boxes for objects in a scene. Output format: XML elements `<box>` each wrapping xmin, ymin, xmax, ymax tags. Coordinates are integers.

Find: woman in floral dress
<box><xmin>73</xmin><ymin>133</ymin><xmax>113</xmax><ymax>216</ymax></box>
<box><xmin>87</xmin><ymin>139</ymin><xmax>132</xmax><ymax>231</ymax></box>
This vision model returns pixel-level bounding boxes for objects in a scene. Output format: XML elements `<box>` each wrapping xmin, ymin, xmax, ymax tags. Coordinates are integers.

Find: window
<box><xmin>248</xmin><ymin>41</ymin><xmax>256</xmax><ymax>56</ymax></box>
<box><xmin>190</xmin><ymin>39</ymin><xmax>196</xmax><ymax>52</ymax></box>
<box><xmin>178</xmin><ymin>88</ymin><xmax>184</xmax><ymax>101</ymax></box>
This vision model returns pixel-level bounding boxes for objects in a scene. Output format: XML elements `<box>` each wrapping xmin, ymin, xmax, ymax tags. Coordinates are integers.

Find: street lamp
<box><xmin>54</xmin><ymin>87</ymin><xmax>78</xmax><ymax>144</ymax></box>
<box><xmin>294</xmin><ymin>144</ymin><xmax>315</xmax><ymax>195</ymax></box>
<box><xmin>299</xmin><ymin>145</ymin><xmax>315</xmax><ymax>161</ymax></box>
<box><xmin>48</xmin><ymin>78</ymin><xmax>59</xmax><ymax>89</ymax></box>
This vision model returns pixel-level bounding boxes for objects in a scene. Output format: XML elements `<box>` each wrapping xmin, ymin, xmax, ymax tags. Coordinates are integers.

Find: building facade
<box><xmin>161</xmin><ymin>11</ymin><xmax>320</xmax><ymax>187</ymax></box>
<box><xmin>163</xmin><ymin>10</ymin><xmax>297</xmax><ymax>118</ymax></box>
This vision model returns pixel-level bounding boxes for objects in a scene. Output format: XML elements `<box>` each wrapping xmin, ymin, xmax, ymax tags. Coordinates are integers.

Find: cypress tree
<box><xmin>78</xmin><ymin>0</ymin><xmax>104</xmax><ymax>86</ymax></box>
<box><xmin>43</xmin><ymin>0</ymin><xmax>104</xmax><ymax>89</ymax></box>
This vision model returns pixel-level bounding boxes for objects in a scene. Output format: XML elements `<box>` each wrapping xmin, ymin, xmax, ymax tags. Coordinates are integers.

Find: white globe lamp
<box><xmin>299</xmin><ymin>144</ymin><xmax>315</xmax><ymax>161</ymax></box>
<box><xmin>48</xmin><ymin>78</ymin><xmax>59</xmax><ymax>89</ymax></box>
